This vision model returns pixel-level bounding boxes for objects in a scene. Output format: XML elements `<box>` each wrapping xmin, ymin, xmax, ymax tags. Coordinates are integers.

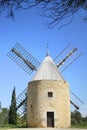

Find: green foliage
<box><xmin>0</xmin><ymin>88</ymin><xmax>26</xmax><ymax>128</ymax></box>
<box><xmin>71</xmin><ymin>110</ymin><xmax>87</xmax><ymax>127</ymax></box>
<box><xmin>8</xmin><ymin>87</ymin><xmax>17</xmax><ymax>125</ymax></box>
<box><xmin>0</xmin><ymin>109</ymin><xmax>26</xmax><ymax>128</ymax></box>
<box><xmin>0</xmin><ymin>108</ymin><xmax>9</xmax><ymax>127</ymax></box>
<box><xmin>71</xmin><ymin>110</ymin><xmax>82</xmax><ymax>124</ymax></box>
<box><xmin>17</xmin><ymin>113</ymin><xmax>27</xmax><ymax>127</ymax></box>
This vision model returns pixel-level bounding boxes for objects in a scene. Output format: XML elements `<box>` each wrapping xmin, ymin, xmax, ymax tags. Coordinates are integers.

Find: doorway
<box><xmin>47</xmin><ymin>112</ymin><xmax>54</xmax><ymax>127</ymax></box>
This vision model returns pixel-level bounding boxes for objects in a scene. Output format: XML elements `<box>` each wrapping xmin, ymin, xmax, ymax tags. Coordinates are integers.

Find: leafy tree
<box><xmin>0</xmin><ymin>102</ymin><xmax>1</xmax><ymax>110</ymax></box>
<box><xmin>8</xmin><ymin>87</ymin><xmax>17</xmax><ymax>125</ymax></box>
<box><xmin>0</xmin><ymin>0</ymin><xmax>87</xmax><ymax>27</ymax></box>
<box><xmin>0</xmin><ymin>108</ymin><xmax>9</xmax><ymax>127</ymax></box>
<box><xmin>71</xmin><ymin>110</ymin><xmax>84</xmax><ymax>125</ymax></box>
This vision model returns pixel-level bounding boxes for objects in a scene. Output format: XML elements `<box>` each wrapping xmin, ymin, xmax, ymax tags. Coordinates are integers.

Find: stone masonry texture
<box><xmin>27</xmin><ymin>80</ymin><xmax>71</xmax><ymax>128</ymax></box>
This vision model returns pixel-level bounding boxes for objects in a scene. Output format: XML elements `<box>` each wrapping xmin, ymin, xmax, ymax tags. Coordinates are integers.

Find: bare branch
<box><xmin>0</xmin><ymin>0</ymin><xmax>87</xmax><ymax>27</ymax></box>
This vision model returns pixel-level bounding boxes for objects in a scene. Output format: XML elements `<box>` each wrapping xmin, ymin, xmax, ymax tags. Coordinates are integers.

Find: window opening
<box><xmin>48</xmin><ymin>92</ymin><xmax>53</xmax><ymax>97</ymax></box>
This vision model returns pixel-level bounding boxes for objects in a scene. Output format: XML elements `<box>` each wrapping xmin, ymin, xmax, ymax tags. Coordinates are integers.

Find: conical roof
<box><xmin>32</xmin><ymin>55</ymin><xmax>64</xmax><ymax>81</ymax></box>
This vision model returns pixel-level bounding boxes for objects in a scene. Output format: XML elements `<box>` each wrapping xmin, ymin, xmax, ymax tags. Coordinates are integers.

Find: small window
<box><xmin>30</xmin><ymin>105</ymin><xmax>32</xmax><ymax>109</ymax></box>
<box><xmin>48</xmin><ymin>92</ymin><xmax>53</xmax><ymax>97</ymax></box>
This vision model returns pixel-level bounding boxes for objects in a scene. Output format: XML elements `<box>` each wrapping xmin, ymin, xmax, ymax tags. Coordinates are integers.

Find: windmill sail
<box><xmin>16</xmin><ymin>87</ymin><xmax>28</xmax><ymax>115</ymax></box>
<box><xmin>56</xmin><ymin>48</ymin><xmax>77</xmax><ymax>68</ymax></box>
<box><xmin>54</xmin><ymin>44</ymin><xmax>83</xmax><ymax>72</ymax></box>
<box><xmin>70</xmin><ymin>100</ymin><xmax>79</xmax><ymax>110</ymax></box>
<box><xmin>7</xmin><ymin>43</ymin><xmax>40</xmax><ymax>75</ymax></box>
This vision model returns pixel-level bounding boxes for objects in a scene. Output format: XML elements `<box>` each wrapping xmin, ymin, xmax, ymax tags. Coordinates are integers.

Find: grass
<box><xmin>0</xmin><ymin>124</ymin><xmax>87</xmax><ymax>129</ymax></box>
<box><xmin>71</xmin><ymin>125</ymin><xmax>87</xmax><ymax>129</ymax></box>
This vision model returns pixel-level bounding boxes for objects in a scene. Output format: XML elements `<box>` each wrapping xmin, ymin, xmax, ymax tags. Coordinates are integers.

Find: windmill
<box><xmin>7</xmin><ymin>43</ymin><xmax>84</xmax><ymax>116</ymax></box>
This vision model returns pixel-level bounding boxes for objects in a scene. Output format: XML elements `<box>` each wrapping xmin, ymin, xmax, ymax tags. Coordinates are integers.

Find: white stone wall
<box><xmin>27</xmin><ymin>80</ymin><xmax>71</xmax><ymax>128</ymax></box>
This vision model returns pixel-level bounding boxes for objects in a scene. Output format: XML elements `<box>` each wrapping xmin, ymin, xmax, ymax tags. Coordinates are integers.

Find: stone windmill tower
<box><xmin>27</xmin><ymin>54</ymin><xmax>70</xmax><ymax>128</ymax></box>
<box><xmin>8</xmin><ymin>43</ymin><xmax>83</xmax><ymax>128</ymax></box>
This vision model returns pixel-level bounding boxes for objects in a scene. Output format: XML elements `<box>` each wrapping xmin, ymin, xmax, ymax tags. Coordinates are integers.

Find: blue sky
<box><xmin>0</xmin><ymin>7</ymin><xmax>87</xmax><ymax>116</ymax></box>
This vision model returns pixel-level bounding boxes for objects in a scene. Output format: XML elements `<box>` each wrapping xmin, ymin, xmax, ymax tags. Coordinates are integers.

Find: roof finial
<box><xmin>46</xmin><ymin>43</ymin><xmax>49</xmax><ymax>56</ymax></box>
